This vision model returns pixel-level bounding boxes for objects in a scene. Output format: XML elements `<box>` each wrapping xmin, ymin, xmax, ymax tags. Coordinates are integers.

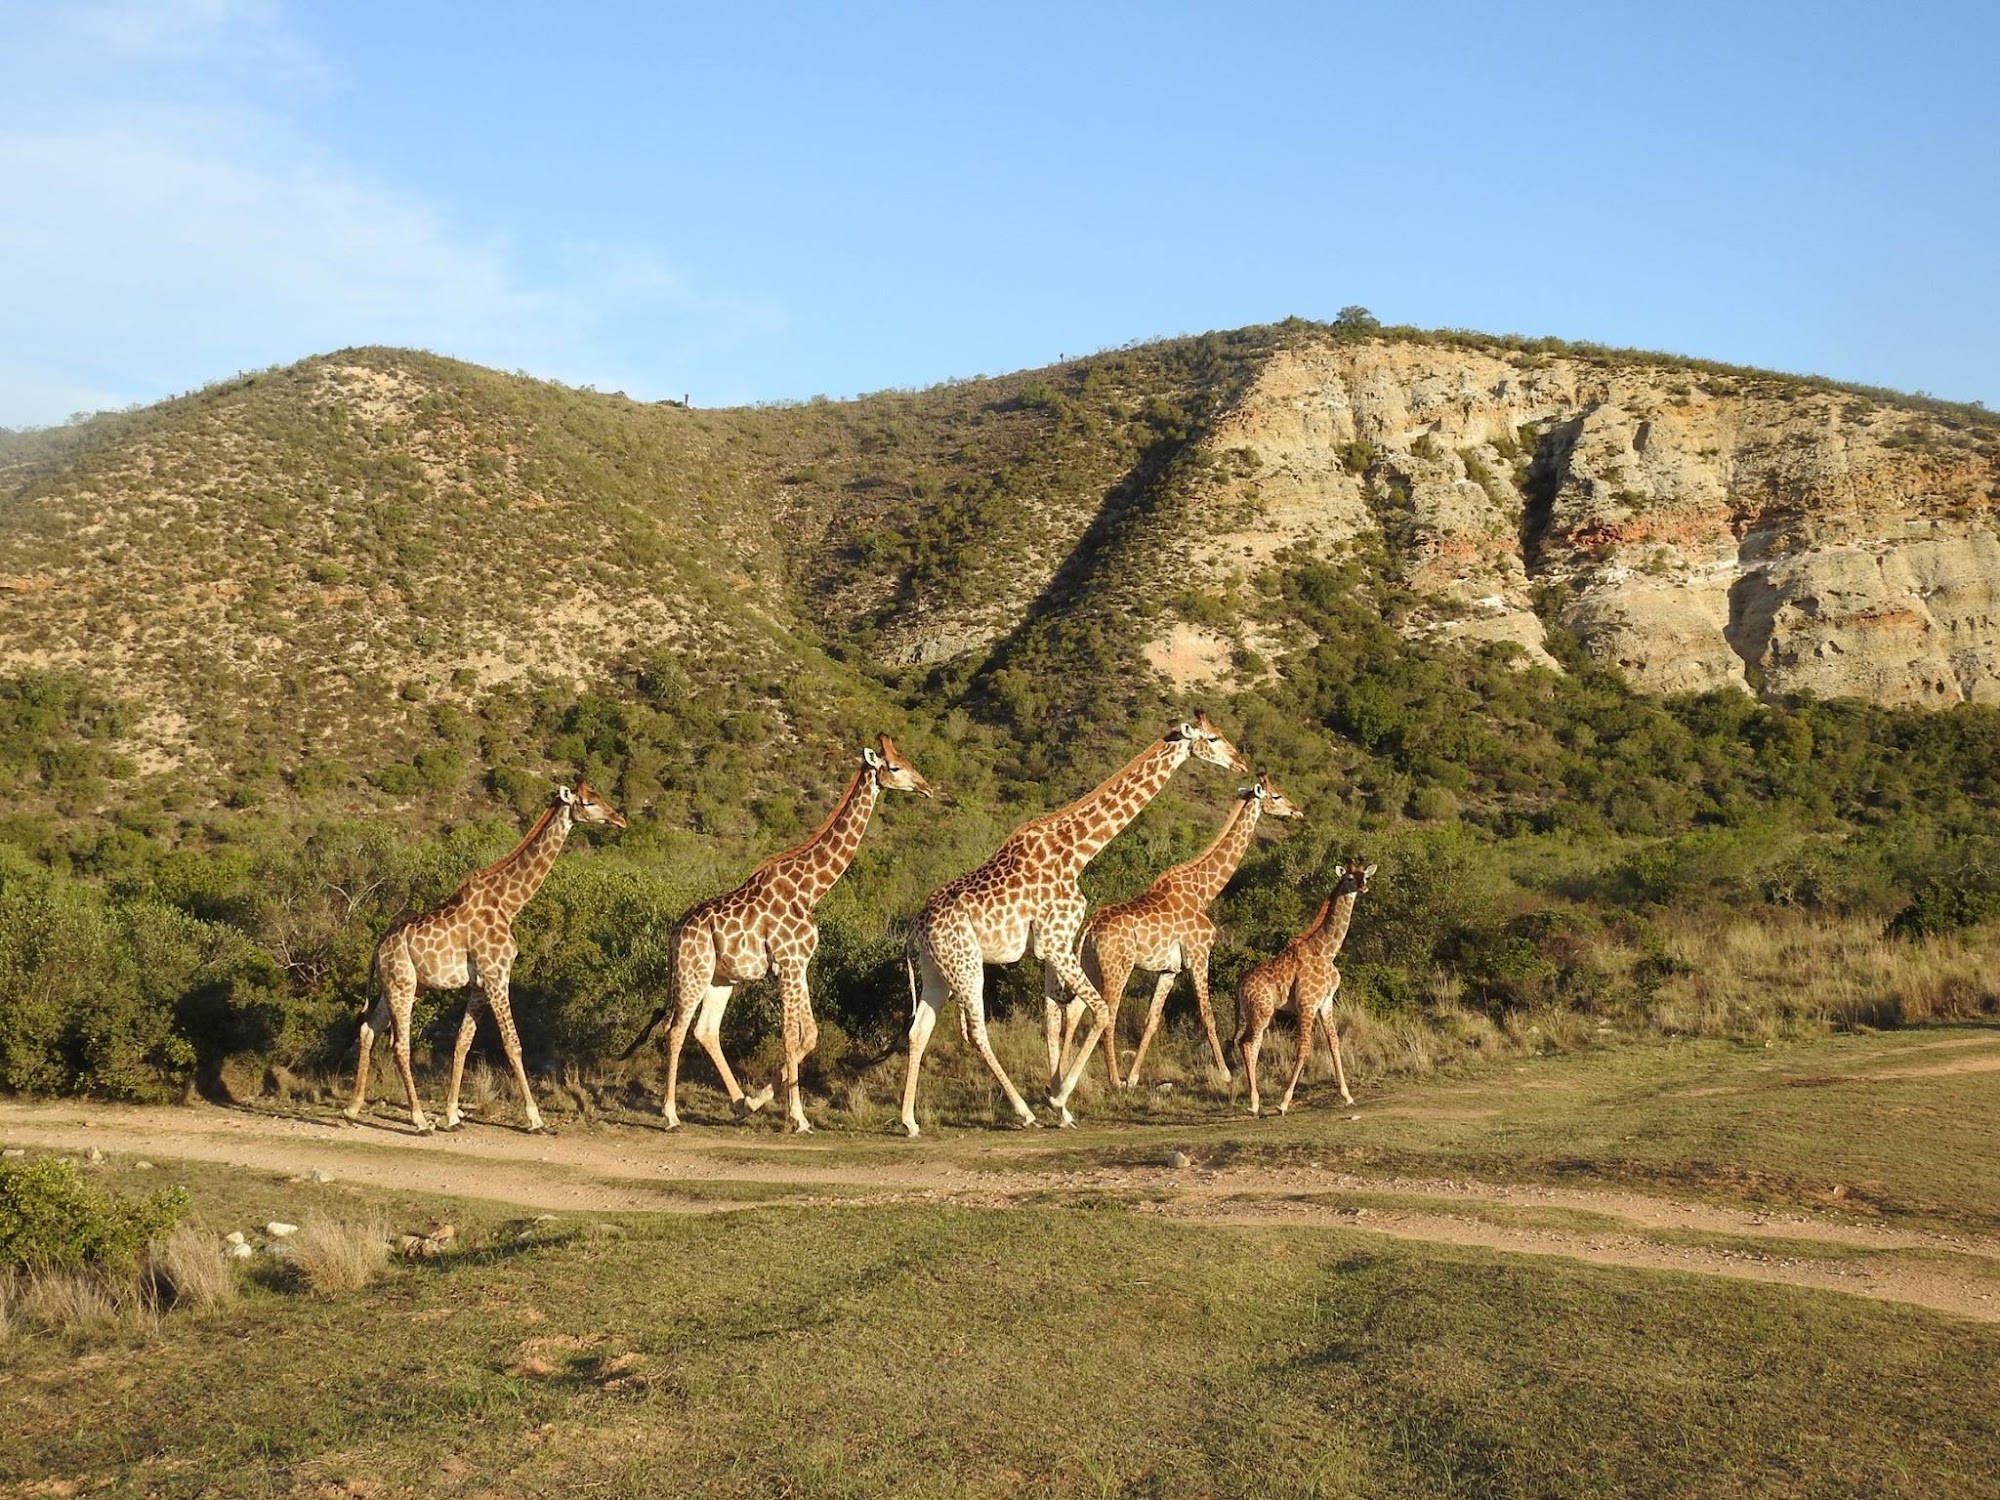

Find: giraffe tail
<box><xmin>617</xmin><ymin>939</ymin><xmax>673</xmax><ymax>1061</ymax></box>
<box><xmin>617</xmin><ymin>1001</ymin><xmax>672</xmax><ymax>1061</ymax></box>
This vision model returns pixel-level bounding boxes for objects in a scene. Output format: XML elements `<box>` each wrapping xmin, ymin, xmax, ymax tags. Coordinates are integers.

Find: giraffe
<box><xmin>1233</xmin><ymin>859</ymin><xmax>1375</xmax><ymax>1117</ymax></box>
<box><xmin>1053</xmin><ymin>772</ymin><xmax>1304</xmax><ymax>1092</ymax></box>
<box><xmin>899</xmin><ymin>712</ymin><xmax>1249</xmax><ymax>1138</ymax></box>
<box><xmin>629</xmin><ymin>736</ymin><xmax>933</xmax><ymax>1133</ymax></box>
<box><xmin>343</xmin><ymin>781</ymin><xmax>626</xmax><ymax>1134</ymax></box>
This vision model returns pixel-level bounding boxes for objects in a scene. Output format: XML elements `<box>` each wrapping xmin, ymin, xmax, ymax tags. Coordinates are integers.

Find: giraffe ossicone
<box><xmin>899</xmin><ymin>711</ymin><xmax>1249</xmax><ymax>1138</ymax></box>
<box><xmin>343</xmin><ymin>781</ymin><xmax>626</xmax><ymax>1135</ymax></box>
<box><xmin>641</xmin><ymin>734</ymin><xmax>934</xmax><ymax>1133</ymax></box>
<box><xmin>1056</xmin><ymin>771</ymin><xmax>1304</xmax><ymax>1092</ymax></box>
<box><xmin>1233</xmin><ymin>858</ymin><xmax>1375</xmax><ymax>1118</ymax></box>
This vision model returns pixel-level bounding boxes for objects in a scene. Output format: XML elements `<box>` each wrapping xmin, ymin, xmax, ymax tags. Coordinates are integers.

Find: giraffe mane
<box><xmin>1166</xmin><ymin>787</ymin><xmax>1257</xmax><ymax>876</ymax></box>
<box><xmin>1014</xmin><ymin>734</ymin><xmax>1172</xmax><ymax>839</ymax></box>
<box><xmin>467</xmin><ymin>803</ymin><xmax>561</xmax><ymax>884</ymax></box>
<box><xmin>754</xmin><ymin>764</ymin><xmax>868</xmax><ymax>873</ymax></box>
<box><xmin>1298</xmin><ymin>896</ymin><xmax>1335</xmax><ymax>937</ymax></box>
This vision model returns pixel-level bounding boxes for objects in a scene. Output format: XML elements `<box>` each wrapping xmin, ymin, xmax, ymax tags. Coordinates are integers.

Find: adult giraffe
<box><xmin>626</xmin><ymin>735</ymin><xmax>933</xmax><ymax>1132</ymax></box>
<box><xmin>1053</xmin><ymin>772</ymin><xmax>1304</xmax><ymax>1090</ymax></box>
<box><xmin>344</xmin><ymin>781</ymin><xmax>626</xmax><ymax>1134</ymax></box>
<box><xmin>899</xmin><ymin>713</ymin><xmax>1248</xmax><ymax>1137</ymax></box>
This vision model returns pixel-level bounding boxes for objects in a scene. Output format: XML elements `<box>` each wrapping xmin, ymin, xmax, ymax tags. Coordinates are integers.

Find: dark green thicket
<box><xmin>0</xmin><ymin>1156</ymin><xmax>189</xmax><ymax>1275</ymax></box>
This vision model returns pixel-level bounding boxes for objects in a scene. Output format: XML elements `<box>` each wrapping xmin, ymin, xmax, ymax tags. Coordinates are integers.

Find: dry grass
<box><xmin>287</xmin><ymin>1215</ymin><xmax>389</xmax><ymax>1296</ymax></box>
<box><xmin>147</xmin><ymin>1225</ymin><xmax>239</xmax><ymax>1310</ymax></box>
<box><xmin>1646</xmin><ymin>910</ymin><xmax>2000</xmax><ymax>1035</ymax></box>
<box><xmin>15</xmin><ymin>1268</ymin><xmax>138</xmax><ymax>1333</ymax></box>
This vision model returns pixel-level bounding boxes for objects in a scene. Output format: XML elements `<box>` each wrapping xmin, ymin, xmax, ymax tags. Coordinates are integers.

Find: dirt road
<box><xmin>5</xmin><ymin>1095</ymin><xmax>1997</xmax><ymax>1323</ymax></box>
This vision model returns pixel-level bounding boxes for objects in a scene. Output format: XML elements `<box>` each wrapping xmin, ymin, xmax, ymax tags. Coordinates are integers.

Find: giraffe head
<box><xmin>1174</xmin><ymin>711</ymin><xmax>1251</xmax><ymax>774</ymax></box>
<box><xmin>1247</xmin><ymin>772</ymin><xmax>1305</xmax><ymax>821</ymax></box>
<box><xmin>557</xmin><ymin>780</ymin><xmax>628</xmax><ymax>830</ymax></box>
<box><xmin>864</xmin><ymin>734</ymin><xmax>935</xmax><ymax>799</ymax></box>
<box><xmin>1334</xmin><ymin>858</ymin><xmax>1376</xmax><ymax>896</ymax></box>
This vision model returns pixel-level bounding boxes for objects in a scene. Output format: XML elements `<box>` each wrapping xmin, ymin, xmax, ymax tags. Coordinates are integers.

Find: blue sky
<box><xmin>2</xmin><ymin>0</ymin><xmax>1995</xmax><ymax>428</ymax></box>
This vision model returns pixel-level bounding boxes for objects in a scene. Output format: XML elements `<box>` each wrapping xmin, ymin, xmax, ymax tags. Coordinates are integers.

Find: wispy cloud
<box><xmin>0</xmin><ymin>3</ymin><xmax>778</xmax><ymax>427</ymax></box>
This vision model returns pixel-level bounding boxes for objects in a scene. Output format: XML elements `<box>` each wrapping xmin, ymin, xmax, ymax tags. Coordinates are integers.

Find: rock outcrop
<box><xmin>1184</xmin><ymin>338</ymin><xmax>2000</xmax><ymax>704</ymax></box>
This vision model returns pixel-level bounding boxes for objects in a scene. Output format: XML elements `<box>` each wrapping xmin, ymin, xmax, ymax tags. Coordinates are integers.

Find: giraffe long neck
<box><xmin>773</xmin><ymin>767</ymin><xmax>879</xmax><ymax>908</ymax></box>
<box><xmin>1172</xmin><ymin>794</ymin><xmax>1262</xmax><ymax>906</ymax></box>
<box><xmin>1046</xmin><ymin>737</ymin><xmax>1191</xmax><ymax>874</ymax></box>
<box><xmin>1304</xmin><ymin>889</ymin><xmax>1361</xmax><ymax>959</ymax></box>
<box><xmin>489</xmin><ymin>804</ymin><xmax>574</xmax><ymax>918</ymax></box>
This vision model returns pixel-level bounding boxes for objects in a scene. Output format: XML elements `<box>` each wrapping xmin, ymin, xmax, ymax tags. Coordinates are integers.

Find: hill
<box><xmin>2</xmin><ymin>319</ymin><xmax>1999</xmax><ymax>1104</ymax></box>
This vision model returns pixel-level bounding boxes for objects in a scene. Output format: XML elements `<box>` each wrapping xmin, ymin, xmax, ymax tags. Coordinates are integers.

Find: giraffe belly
<box><xmin>423</xmin><ymin>954</ymin><xmax>474</xmax><ymax>989</ymax></box>
<box><xmin>1136</xmin><ymin>939</ymin><xmax>1185</xmax><ymax>972</ymax></box>
<box><xmin>714</xmin><ymin>944</ymin><xmax>769</xmax><ymax>984</ymax></box>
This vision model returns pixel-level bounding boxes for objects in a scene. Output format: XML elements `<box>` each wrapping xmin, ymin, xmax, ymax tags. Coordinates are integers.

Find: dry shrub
<box><xmin>147</xmin><ymin>1224</ymin><xmax>237</xmax><ymax>1310</ymax></box>
<box><xmin>288</xmin><ymin>1215</ymin><xmax>389</xmax><ymax>1295</ymax></box>
<box><xmin>464</xmin><ymin>1058</ymin><xmax>503</xmax><ymax>1112</ymax></box>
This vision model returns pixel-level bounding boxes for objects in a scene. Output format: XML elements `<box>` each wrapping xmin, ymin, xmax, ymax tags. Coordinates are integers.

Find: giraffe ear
<box><xmin>557</xmin><ymin>785</ymin><xmax>577</xmax><ymax>805</ymax></box>
<box><xmin>1363</xmin><ymin>864</ymin><xmax>1378</xmax><ymax>880</ymax></box>
<box><xmin>863</xmin><ymin>746</ymin><xmax>884</xmax><ymax>769</ymax></box>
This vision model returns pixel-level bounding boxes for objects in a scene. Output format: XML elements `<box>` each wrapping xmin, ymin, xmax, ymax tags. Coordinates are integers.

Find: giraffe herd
<box><xmin>344</xmin><ymin>716</ymin><xmax>1374</xmax><ymax>1138</ymax></box>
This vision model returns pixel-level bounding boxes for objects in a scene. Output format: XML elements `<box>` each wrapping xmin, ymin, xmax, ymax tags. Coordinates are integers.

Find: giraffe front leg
<box><xmin>483</xmin><ymin>972</ymin><xmax>546</xmax><ymax>1133</ymax></box>
<box><xmin>1277</xmin><ymin>997</ymin><xmax>1315</xmax><ymax>1115</ymax></box>
<box><xmin>1189</xmin><ymin>949</ymin><xmax>1231</xmax><ymax>1083</ymax></box>
<box><xmin>1042</xmin><ymin>959</ymin><xmax>1068</xmax><ymax>1096</ymax></box>
<box><xmin>1320</xmin><ymin>983</ymin><xmax>1354</xmax><ymax>1105</ymax></box>
<box><xmin>1048</xmin><ymin>948</ymin><xmax>1115</xmax><ymax>1124</ymax></box>
<box><xmin>441</xmin><ymin>995</ymin><xmax>485</xmax><ymax>1130</ymax></box>
<box><xmin>774</xmin><ymin>959</ymin><xmax>816</xmax><ymax>1134</ymax></box>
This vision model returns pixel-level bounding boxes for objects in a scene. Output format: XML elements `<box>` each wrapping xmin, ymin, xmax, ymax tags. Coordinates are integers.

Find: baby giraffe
<box><xmin>1233</xmin><ymin>859</ymin><xmax>1375</xmax><ymax>1117</ymax></box>
<box><xmin>345</xmin><ymin>781</ymin><xmax>626</xmax><ymax>1134</ymax></box>
<box><xmin>641</xmin><ymin>735</ymin><xmax>933</xmax><ymax>1132</ymax></box>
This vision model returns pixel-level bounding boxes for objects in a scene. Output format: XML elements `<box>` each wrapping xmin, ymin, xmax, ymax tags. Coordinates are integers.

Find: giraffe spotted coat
<box><xmin>899</xmin><ymin>713</ymin><xmax>1249</xmax><ymax>1138</ymax></box>
<box><xmin>344</xmin><ymin>781</ymin><xmax>626</xmax><ymax>1133</ymax></box>
<box><xmin>1233</xmin><ymin>859</ymin><xmax>1374</xmax><ymax>1117</ymax></box>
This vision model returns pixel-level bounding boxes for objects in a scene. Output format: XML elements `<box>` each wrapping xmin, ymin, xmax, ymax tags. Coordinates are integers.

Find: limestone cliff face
<box><xmin>1185</xmin><ymin>338</ymin><xmax>2000</xmax><ymax>705</ymax></box>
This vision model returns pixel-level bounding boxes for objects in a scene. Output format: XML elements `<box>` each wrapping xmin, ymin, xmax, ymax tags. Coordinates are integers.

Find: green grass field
<box><xmin>6</xmin><ymin>1024</ymin><xmax>1999</xmax><ymax>1499</ymax></box>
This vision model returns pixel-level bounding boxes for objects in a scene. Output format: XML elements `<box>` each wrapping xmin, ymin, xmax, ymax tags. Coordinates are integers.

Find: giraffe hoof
<box><xmin>901</xmin><ymin>1122</ymin><xmax>921</xmax><ymax>1140</ymax></box>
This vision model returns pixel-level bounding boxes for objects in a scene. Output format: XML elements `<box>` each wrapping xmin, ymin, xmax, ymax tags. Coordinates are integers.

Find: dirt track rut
<box><xmin>3</xmin><ymin>1098</ymin><xmax>1996</xmax><ymax>1323</ymax></box>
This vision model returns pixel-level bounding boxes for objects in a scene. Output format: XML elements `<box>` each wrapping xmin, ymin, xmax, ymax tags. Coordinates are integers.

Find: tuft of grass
<box><xmin>147</xmin><ymin>1224</ymin><xmax>238</xmax><ymax>1310</ymax></box>
<box><xmin>286</xmin><ymin>1215</ymin><xmax>388</xmax><ymax>1296</ymax></box>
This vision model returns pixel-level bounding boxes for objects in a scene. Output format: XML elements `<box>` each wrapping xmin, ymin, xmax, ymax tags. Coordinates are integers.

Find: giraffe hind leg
<box><xmin>343</xmin><ymin>990</ymin><xmax>394</xmax><ymax>1122</ymax></box>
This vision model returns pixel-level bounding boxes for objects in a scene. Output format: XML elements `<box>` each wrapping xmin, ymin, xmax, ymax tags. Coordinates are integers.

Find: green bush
<box><xmin>0</xmin><ymin>1156</ymin><xmax>189</xmax><ymax>1275</ymax></box>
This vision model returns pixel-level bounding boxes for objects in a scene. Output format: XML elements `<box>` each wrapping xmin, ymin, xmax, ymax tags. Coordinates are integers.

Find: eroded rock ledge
<box><xmin>1186</xmin><ymin>338</ymin><xmax>1999</xmax><ymax>706</ymax></box>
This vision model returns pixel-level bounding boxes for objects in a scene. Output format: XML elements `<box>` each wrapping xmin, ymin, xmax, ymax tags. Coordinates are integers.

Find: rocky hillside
<box><xmin>1159</xmin><ymin>339</ymin><xmax>2000</xmax><ymax>705</ymax></box>
<box><xmin>2</xmin><ymin>324</ymin><xmax>1996</xmax><ymax>806</ymax></box>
